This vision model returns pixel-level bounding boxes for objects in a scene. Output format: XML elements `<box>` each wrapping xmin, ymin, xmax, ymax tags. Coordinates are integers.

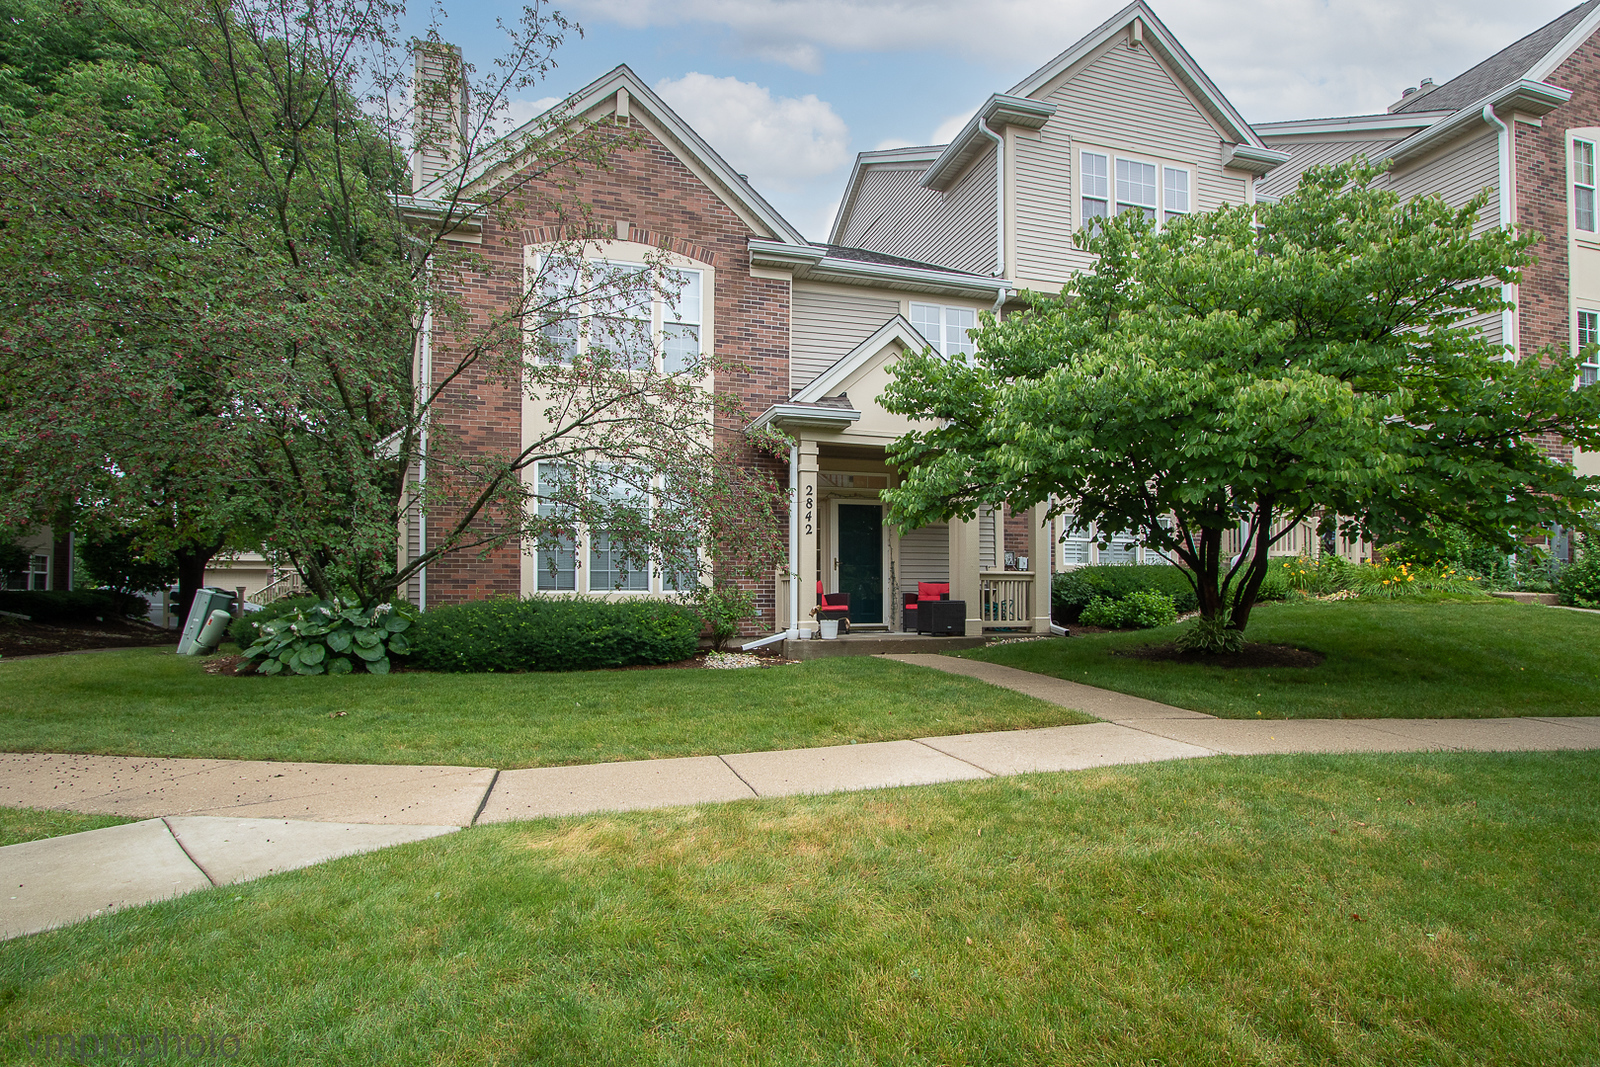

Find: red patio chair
<box><xmin>903</xmin><ymin>581</ymin><xmax>950</xmax><ymax>633</ymax></box>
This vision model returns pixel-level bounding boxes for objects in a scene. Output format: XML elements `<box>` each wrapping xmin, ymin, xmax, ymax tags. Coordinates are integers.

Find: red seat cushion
<box><xmin>916</xmin><ymin>581</ymin><xmax>950</xmax><ymax>602</ymax></box>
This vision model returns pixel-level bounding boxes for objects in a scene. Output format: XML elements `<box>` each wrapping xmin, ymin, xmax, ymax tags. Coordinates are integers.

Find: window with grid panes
<box><xmin>1115</xmin><ymin>158</ymin><xmax>1157</xmax><ymax>221</ymax></box>
<box><xmin>909</xmin><ymin>303</ymin><xmax>977</xmax><ymax>356</ymax></box>
<box><xmin>1576</xmin><ymin>139</ymin><xmax>1596</xmax><ymax>232</ymax></box>
<box><xmin>534</xmin><ymin>461</ymin><xmax>577</xmax><ymax>590</ymax></box>
<box><xmin>1081</xmin><ymin>151</ymin><xmax>1109</xmax><ymax>224</ymax></box>
<box><xmin>1580</xmin><ymin>309</ymin><xmax>1599</xmax><ymax>386</ymax></box>
<box><xmin>1163</xmin><ymin>167</ymin><xmax>1189</xmax><ymax>225</ymax></box>
<box><xmin>588</xmin><ymin>472</ymin><xmax>650</xmax><ymax>591</ymax></box>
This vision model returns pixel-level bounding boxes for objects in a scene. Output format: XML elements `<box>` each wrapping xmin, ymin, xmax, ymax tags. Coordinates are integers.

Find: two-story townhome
<box><xmin>406</xmin><ymin>3</ymin><xmax>1290</xmax><ymax>640</ymax></box>
<box><xmin>1258</xmin><ymin>0</ymin><xmax>1600</xmax><ymax>497</ymax></box>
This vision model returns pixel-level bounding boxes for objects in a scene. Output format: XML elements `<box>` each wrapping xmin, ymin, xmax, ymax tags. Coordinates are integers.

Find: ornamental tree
<box><xmin>881</xmin><ymin>163</ymin><xmax>1600</xmax><ymax>651</ymax></box>
<box><xmin>0</xmin><ymin>0</ymin><xmax>785</xmax><ymax>612</ymax></box>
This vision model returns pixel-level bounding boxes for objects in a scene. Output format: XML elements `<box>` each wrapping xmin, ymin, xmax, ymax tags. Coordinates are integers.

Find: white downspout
<box><xmin>1483</xmin><ymin>103</ymin><xmax>1517</xmax><ymax>358</ymax></box>
<box><xmin>740</xmin><ymin>441</ymin><xmax>802</xmax><ymax>652</ymax></box>
<box><xmin>417</xmin><ymin>307</ymin><xmax>432</xmax><ymax>610</ymax></box>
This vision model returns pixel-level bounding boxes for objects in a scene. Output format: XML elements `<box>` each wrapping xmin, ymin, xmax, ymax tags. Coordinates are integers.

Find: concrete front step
<box><xmin>784</xmin><ymin>633</ymin><xmax>992</xmax><ymax>659</ymax></box>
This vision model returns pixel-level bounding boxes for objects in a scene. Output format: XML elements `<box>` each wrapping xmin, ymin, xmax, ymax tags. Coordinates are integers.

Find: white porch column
<box><xmin>1027</xmin><ymin>501</ymin><xmax>1053</xmax><ymax>633</ymax></box>
<box><xmin>797</xmin><ymin>440</ymin><xmax>821</xmax><ymax>636</ymax></box>
<box><xmin>948</xmin><ymin>513</ymin><xmax>983</xmax><ymax>637</ymax></box>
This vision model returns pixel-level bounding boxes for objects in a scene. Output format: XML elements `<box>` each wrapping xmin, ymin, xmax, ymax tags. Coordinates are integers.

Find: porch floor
<box><xmin>782</xmin><ymin>631</ymin><xmax>992</xmax><ymax>661</ymax></box>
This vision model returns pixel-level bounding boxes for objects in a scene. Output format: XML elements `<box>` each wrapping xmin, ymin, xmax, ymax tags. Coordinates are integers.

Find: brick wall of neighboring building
<box><xmin>423</xmin><ymin>115</ymin><xmax>792</xmax><ymax>629</ymax></box>
<box><xmin>1515</xmin><ymin>33</ymin><xmax>1600</xmax><ymax>464</ymax></box>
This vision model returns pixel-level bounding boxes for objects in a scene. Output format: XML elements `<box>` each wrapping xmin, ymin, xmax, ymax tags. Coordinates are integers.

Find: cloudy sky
<box><xmin>422</xmin><ymin>0</ymin><xmax>1583</xmax><ymax>240</ymax></box>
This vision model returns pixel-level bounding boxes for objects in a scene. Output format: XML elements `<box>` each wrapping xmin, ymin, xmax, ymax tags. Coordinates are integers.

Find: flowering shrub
<box><xmin>241</xmin><ymin>597</ymin><xmax>415</xmax><ymax>676</ymax></box>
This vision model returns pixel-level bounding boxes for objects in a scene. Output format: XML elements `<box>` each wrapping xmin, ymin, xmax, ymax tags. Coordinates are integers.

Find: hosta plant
<box><xmin>242</xmin><ymin>598</ymin><xmax>415</xmax><ymax>676</ymax></box>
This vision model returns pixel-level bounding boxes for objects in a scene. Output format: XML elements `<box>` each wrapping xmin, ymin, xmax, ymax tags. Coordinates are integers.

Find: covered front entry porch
<box><xmin>750</xmin><ymin>315</ymin><xmax>1053</xmax><ymax>655</ymax></box>
<box><xmin>775</xmin><ymin>439</ymin><xmax>1054</xmax><ymax>643</ymax></box>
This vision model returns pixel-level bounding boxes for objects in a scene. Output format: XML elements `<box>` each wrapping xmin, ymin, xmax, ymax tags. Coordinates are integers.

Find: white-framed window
<box><xmin>1116</xmin><ymin>158</ymin><xmax>1157</xmax><ymax>221</ymax></box>
<box><xmin>533</xmin><ymin>462</ymin><xmax>702</xmax><ymax>595</ymax></box>
<box><xmin>910</xmin><ymin>303</ymin><xmax>977</xmax><ymax>356</ymax></box>
<box><xmin>1079</xmin><ymin>149</ymin><xmax>1193</xmax><ymax>232</ymax></box>
<box><xmin>533</xmin><ymin>255</ymin><xmax>705</xmax><ymax>374</ymax></box>
<box><xmin>1081</xmin><ymin>151</ymin><xmax>1109</xmax><ymax>224</ymax></box>
<box><xmin>1163</xmin><ymin>167</ymin><xmax>1189</xmax><ymax>224</ymax></box>
<box><xmin>534</xmin><ymin>461</ymin><xmax>577</xmax><ymax>591</ymax></box>
<box><xmin>1057</xmin><ymin>516</ymin><xmax>1177</xmax><ymax>567</ymax></box>
<box><xmin>588</xmin><ymin>473</ymin><xmax>651</xmax><ymax>592</ymax></box>
<box><xmin>1575</xmin><ymin>138</ymin><xmax>1596</xmax><ymax>233</ymax></box>
<box><xmin>1579</xmin><ymin>308</ymin><xmax>1599</xmax><ymax>386</ymax></box>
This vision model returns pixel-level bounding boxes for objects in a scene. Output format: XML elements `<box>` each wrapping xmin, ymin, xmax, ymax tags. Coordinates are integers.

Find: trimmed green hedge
<box><xmin>408</xmin><ymin>596</ymin><xmax>702</xmax><ymax>673</ymax></box>
<box><xmin>1052</xmin><ymin>566</ymin><xmax>1199</xmax><ymax>622</ymax></box>
<box><xmin>0</xmin><ymin>589</ymin><xmax>148</xmax><ymax>623</ymax></box>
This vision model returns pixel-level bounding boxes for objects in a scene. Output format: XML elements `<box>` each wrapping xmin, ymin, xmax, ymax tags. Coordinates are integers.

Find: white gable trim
<box><xmin>1527</xmin><ymin>3</ymin><xmax>1600</xmax><ymax>83</ymax></box>
<box><xmin>1006</xmin><ymin>1</ymin><xmax>1266</xmax><ymax>150</ymax></box>
<box><xmin>792</xmin><ymin>316</ymin><xmax>929</xmax><ymax>403</ymax></box>
<box><xmin>419</xmin><ymin>64</ymin><xmax>810</xmax><ymax>248</ymax></box>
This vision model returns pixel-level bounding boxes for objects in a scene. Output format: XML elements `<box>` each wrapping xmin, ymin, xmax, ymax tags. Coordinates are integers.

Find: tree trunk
<box><xmin>174</xmin><ymin>544</ymin><xmax>219</xmax><ymax>631</ymax></box>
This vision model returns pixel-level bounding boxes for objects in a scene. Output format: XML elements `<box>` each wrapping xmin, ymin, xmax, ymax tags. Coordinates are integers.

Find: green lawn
<box><xmin>0</xmin><ymin>650</ymin><xmax>1086</xmax><ymax>768</ymax></box>
<box><xmin>968</xmin><ymin>598</ymin><xmax>1600</xmax><ymax>719</ymax></box>
<box><xmin>0</xmin><ymin>806</ymin><xmax>137</xmax><ymax>847</ymax></box>
<box><xmin>1</xmin><ymin>751</ymin><xmax>1595</xmax><ymax>1065</ymax></box>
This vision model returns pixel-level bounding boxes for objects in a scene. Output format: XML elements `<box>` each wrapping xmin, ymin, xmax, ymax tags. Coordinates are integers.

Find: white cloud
<box><xmin>492</xmin><ymin>96</ymin><xmax>561</xmax><ymax>137</ymax></box>
<box><xmin>655</xmin><ymin>72</ymin><xmax>851</xmax><ymax>191</ymax></box>
<box><xmin>874</xmin><ymin>137</ymin><xmax>915</xmax><ymax>151</ymax></box>
<box><xmin>930</xmin><ymin>110</ymin><xmax>975</xmax><ymax>145</ymax></box>
<box><xmin>576</xmin><ymin>0</ymin><xmax>1577</xmax><ymax>121</ymax></box>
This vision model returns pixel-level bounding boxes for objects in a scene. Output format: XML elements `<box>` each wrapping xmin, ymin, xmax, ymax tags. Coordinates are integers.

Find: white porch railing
<box><xmin>248</xmin><ymin>571</ymin><xmax>304</xmax><ymax>606</ymax></box>
<box><xmin>979</xmin><ymin>571</ymin><xmax>1032</xmax><ymax>629</ymax></box>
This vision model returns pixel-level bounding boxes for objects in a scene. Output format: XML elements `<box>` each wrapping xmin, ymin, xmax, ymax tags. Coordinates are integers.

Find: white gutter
<box><xmin>976</xmin><ymin>118</ymin><xmax>1006</xmax><ymax>279</ymax></box>
<box><xmin>1482</xmin><ymin>103</ymin><xmax>1517</xmax><ymax>359</ymax></box>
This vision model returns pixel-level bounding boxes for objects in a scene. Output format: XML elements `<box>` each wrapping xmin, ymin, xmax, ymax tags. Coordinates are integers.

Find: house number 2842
<box><xmin>804</xmin><ymin>484</ymin><xmax>814</xmax><ymax>535</ymax></box>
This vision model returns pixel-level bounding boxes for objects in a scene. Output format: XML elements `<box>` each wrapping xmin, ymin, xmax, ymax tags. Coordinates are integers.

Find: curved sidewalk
<box><xmin>4</xmin><ymin>653</ymin><xmax>1599</xmax><ymax>940</ymax></box>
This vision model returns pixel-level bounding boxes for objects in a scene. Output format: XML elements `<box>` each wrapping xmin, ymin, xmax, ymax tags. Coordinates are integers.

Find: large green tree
<box><xmin>881</xmin><ymin>163</ymin><xmax>1600</xmax><ymax>651</ymax></box>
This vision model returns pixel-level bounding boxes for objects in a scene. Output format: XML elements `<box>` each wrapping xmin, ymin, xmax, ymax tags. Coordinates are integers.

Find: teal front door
<box><xmin>836</xmin><ymin>503</ymin><xmax>883</xmax><ymax>625</ymax></box>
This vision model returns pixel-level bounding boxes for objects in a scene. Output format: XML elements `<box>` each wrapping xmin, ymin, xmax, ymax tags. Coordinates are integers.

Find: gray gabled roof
<box><xmin>1393</xmin><ymin>0</ymin><xmax>1600</xmax><ymax>114</ymax></box>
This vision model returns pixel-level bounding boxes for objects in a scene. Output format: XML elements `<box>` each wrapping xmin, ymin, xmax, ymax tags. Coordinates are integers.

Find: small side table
<box><xmin>923</xmin><ymin>599</ymin><xmax>967</xmax><ymax>636</ymax></box>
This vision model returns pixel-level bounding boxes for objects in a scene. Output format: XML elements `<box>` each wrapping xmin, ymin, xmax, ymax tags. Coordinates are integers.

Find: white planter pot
<box><xmin>819</xmin><ymin>620</ymin><xmax>840</xmax><ymax>640</ymax></box>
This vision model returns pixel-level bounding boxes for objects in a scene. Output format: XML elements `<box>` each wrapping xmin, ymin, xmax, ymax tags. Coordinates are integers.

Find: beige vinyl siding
<box><xmin>897</xmin><ymin>523</ymin><xmax>949</xmax><ymax>593</ymax></box>
<box><xmin>1256</xmin><ymin>136</ymin><xmax>1411</xmax><ymax>200</ymax></box>
<box><xmin>1380</xmin><ymin>132</ymin><xmax>1500</xmax><ymax>231</ymax></box>
<box><xmin>832</xmin><ymin>155</ymin><xmax>997</xmax><ymax>274</ymax></box>
<box><xmin>1011</xmin><ymin>37</ymin><xmax>1248</xmax><ymax>290</ymax></box>
<box><xmin>836</xmin><ymin>168</ymin><xmax>938</xmax><ymax>250</ymax></box>
<box><xmin>790</xmin><ymin>285</ymin><xmax>901</xmax><ymax>393</ymax></box>
<box><xmin>403</xmin><ymin>470</ymin><xmax>422</xmax><ymax>607</ymax></box>
<box><xmin>1382</xmin><ymin>131</ymin><xmax>1503</xmax><ymax>348</ymax></box>
<box><xmin>979</xmin><ymin>506</ymin><xmax>998</xmax><ymax>570</ymax></box>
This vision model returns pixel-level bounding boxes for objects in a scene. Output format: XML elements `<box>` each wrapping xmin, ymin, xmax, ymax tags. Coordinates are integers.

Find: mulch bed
<box><xmin>1111</xmin><ymin>642</ymin><xmax>1325</xmax><ymax>669</ymax></box>
<box><xmin>0</xmin><ymin>617</ymin><xmax>178</xmax><ymax>660</ymax></box>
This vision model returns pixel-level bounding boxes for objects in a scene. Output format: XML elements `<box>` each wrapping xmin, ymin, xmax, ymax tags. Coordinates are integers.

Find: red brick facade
<box><xmin>1515</xmin><ymin>33</ymin><xmax>1600</xmax><ymax>464</ymax></box>
<box><xmin>424</xmin><ymin>115</ymin><xmax>792</xmax><ymax>626</ymax></box>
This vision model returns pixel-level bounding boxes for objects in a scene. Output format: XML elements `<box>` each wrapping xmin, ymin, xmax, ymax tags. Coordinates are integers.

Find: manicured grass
<box><xmin>0</xmin><ymin>807</ymin><xmax>137</xmax><ymax>847</ymax></box>
<box><xmin>0</xmin><ymin>650</ymin><xmax>1086</xmax><ymax>768</ymax></box>
<box><xmin>968</xmin><ymin>598</ymin><xmax>1600</xmax><ymax>719</ymax></box>
<box><xmin>1</xmin><ymin>751</ymin><xmax>1595</xmax><ymax>1065</ymax></box>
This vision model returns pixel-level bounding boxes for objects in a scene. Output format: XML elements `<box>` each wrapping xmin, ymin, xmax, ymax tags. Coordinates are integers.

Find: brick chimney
<box><xmin>412</xmin><ymin>41</ymin><xmax>469</xmax><ymax>193</ymax></box>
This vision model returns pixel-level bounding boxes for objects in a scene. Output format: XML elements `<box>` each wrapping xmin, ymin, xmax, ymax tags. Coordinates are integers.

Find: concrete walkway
<box><xmin>5</xmin><ymin>652</ymin><xmax>1600</xmax><ymax>940</ymax></box>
